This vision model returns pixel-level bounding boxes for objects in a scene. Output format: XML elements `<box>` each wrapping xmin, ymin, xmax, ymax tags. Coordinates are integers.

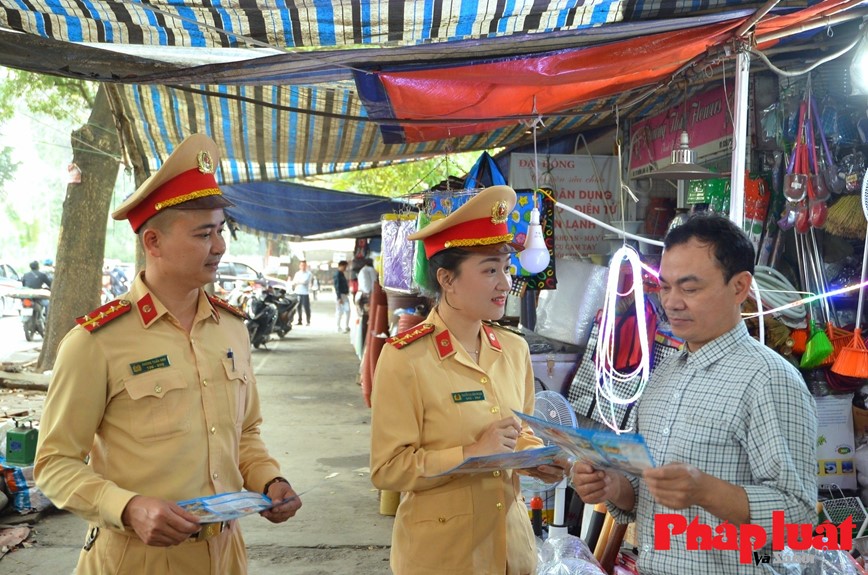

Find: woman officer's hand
<box><xmin>464</xmin><ymin>416</ymin><xmax>521</xmax><ymax>458</ymax></box>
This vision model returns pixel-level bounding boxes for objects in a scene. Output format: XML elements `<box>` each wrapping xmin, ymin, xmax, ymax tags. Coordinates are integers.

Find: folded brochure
<box><xmin>177</xmin><ymin>491</ymin><xmax>288</xmax><ymax>523</ymax></box>
<box><xmin>428</xmin><ymin>445</ymin><xmax>562</xmax><ymax>477</ymax></box>
<box><xmin>514</xmin><ymin>410</ymin><xmax>656</xmax><ymax>475</ymax></box>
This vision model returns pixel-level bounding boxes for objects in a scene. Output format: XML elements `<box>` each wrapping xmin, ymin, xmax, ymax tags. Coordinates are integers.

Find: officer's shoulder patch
<box><xmin>387</xmin><ymin>323</ymin><xmax>435</xmax><ymax>349</ymax></box>
<box><xmin>208</xmin><ymin>294</ymin><xmax>246</xmax><ymax>319</ymax></box>
<box><xmin>76</xmin><ymin>299</ymin><xmax>132</xmax><ymax>333</ymax></box>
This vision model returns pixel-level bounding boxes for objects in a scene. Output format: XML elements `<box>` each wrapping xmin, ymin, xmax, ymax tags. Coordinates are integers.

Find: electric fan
<box><xmin>530</xmin><ymin>390</ymin><xmax>578</xmax><ymax>539</ymax></box>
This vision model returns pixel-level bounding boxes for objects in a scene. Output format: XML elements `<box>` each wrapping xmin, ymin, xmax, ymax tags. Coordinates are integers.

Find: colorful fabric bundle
<box><xmin>381</xmin><ymin>214</ymin><xmax>417</xmax><ymax>293</ymax></box>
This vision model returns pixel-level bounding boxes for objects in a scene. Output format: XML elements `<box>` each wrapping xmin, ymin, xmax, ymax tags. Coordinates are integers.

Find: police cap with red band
<box><xmin>409</xmin><ymin>185</ymin><xmax>523</xmax><ymax>258</ymax></box>
<box><xmin>111</xmin><ymin>134</ymin><xmax>234</xmax><ymax>232</ymax></box>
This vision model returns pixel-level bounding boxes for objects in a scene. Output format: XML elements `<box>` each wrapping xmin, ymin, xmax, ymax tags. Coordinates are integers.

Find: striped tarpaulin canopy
<box><xmin>0</xmin><ymin>0</ymin><xmax>821</xmax><ymax>183</ymax></box>
<box><xmin>119</xmin><ymin>80</ymin><xmax>681</xmax><ymax>180</ymax></box>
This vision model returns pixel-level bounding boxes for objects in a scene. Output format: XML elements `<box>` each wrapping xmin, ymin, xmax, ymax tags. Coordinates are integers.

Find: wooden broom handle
<box><xmin>600</xmin><ymin>522</ymin><xmax>629</xmax><ymax>574</ymax></box>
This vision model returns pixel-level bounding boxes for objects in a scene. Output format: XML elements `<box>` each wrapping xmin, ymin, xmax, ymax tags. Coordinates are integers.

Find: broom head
<box><xmin>831</xmin><ymin>328</ymin><xmax>868</xmax><ymax>378</ymax></box>
<box><xmin>821</xmin><ymin>323</ymin><xmax>855</xmax><ymax>366</ymax></box>
<box><xmin>800</xmin><ymin>320</ymin><xmax>835</xmax><ymax>369</ymax></box>
<box><xmin>825</xmin><ymin>195</ymin><xmax>866</xmax><ymax>239</ymax></box>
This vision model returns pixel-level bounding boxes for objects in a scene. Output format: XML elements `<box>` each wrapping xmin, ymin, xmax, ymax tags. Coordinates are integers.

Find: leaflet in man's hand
<box><xmin>177</xmin><ymin>491</ymin><xmax>284</xmax><ymax>523</ymax></box>
<box><xmin>514</xmin><ymin>410</ymin><xmax>656</xmax><ymax>475</ymax></box>
<box><xmin>428</xmin><ymin>445</ymin><xmax>562</xmax><ymax>477</ymax></box>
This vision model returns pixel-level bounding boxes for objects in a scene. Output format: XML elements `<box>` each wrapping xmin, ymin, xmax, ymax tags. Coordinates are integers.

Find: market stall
<box><xmin>354</xmin><ymin>22</ymin><xmax>868</xmax><ymax>572</ymax></box>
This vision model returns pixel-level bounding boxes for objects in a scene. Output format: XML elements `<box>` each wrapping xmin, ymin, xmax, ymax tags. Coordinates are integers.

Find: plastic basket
<box><xmin>821</xmin><ymin>486</ymin><xmax>868</xmax><ymax>539</ymax></box>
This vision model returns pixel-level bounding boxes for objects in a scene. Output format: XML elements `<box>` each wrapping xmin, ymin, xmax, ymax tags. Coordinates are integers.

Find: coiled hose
<box><xmin>752</xmin><ymin>265</ymin><xmax>807</xmax><ymax>324</ymax></box>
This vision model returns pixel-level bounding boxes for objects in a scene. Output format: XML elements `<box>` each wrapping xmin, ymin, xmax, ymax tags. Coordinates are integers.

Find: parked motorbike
<box><xmin>265</xmin><ymin>288</ymin><xmax>298</xmax><ymax>338</ymax></box>
<box><xmin>244</xmin><ymin>288</ymin><xmax>278</xmax><ymax>349</ymax></box>
<box><xmin>10</xmin><ymin>289</ymin><xmax>49</xmax><ymax>342</ymax></box>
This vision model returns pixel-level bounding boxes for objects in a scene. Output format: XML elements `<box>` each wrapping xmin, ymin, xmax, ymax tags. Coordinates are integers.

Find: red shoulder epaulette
<box><xmin>386</xmin><ymin>323</ymin><xmax>435</xmax><ymax>349</ymax></box>
<box><xmin>76</xmin><ymin>299</ymin><xmax>132</xmax><ymax>332</ymax></box>
<box><xmin>208</xmin><ymin>294</ymin><xmax>246</xmax><ymax>319</ymax></box>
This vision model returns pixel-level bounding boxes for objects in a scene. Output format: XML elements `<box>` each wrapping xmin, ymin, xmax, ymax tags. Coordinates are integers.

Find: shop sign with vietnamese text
<box><xmin>509</xmin><ymin>153</ymin><xmax>621</xmax><ymax>256</ymax></box>
<box><xmin>629</xmin><ymin>83</ymin><xmax>733</xmax><ymax>179</ymax></box>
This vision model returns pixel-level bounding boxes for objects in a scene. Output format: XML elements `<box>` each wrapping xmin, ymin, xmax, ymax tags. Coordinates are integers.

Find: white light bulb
<box><xmin>518</xmin><ymin>206</ymin><xmax>551</xmax><ymax>274</ymax></box>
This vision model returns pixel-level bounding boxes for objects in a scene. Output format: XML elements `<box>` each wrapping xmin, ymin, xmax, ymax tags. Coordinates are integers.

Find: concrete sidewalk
<box><xmin>2</xmin><ymin>298</ymin><xmax>394</xmax><ymax>574</ymax></box>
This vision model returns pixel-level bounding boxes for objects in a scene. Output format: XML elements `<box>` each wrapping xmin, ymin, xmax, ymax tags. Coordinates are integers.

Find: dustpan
<box><xmin>832</xmin><ymin>169</ymin><xmax>868</xmax><ymax>378</ymax></box>
<box><xmin>800</xmin><ymin>319</ymin><xmax>834</xmax><ymax>369</ymax></box>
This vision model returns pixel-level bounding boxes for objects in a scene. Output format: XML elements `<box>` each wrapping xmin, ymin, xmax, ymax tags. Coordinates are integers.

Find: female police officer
<box><xmin>370</xmin><ymin>185</ymin><xmax>563</xmax><ymax>575</ymax></box>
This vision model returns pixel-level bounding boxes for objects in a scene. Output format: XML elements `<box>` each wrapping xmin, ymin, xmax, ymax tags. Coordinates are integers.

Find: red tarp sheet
<box><xmin>360</xmin><ymin>0</ymin><xmax>856</xmax><ymax>143</ymax></box>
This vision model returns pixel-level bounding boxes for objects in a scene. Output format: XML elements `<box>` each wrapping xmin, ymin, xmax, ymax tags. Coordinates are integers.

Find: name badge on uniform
<box><xmin>129</xmin><ymin>355</ymin><xmax>171</xmax><ymax>375</ymax></box>
<box><xmin>452</xmin><ymin>390</ymin><xmax>485</xmax><ymax>403</ymax></box>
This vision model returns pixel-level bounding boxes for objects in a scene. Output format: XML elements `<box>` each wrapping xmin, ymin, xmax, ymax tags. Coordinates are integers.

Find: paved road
<box><xmin>0</xmin><ymin>298</ymin><xmax>395</xmax><ymax>574</ymax></box>
<box><xmin>0</xmin><ymin>315</ymin><xmax>41</xmax><ymax>364</ymax></box>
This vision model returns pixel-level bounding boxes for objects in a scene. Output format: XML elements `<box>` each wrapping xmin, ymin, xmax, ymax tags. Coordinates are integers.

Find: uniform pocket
<box><xmin>222</xmin><ymin>357</ymin><xmax>249</xmax><ymax>429</ymax></box>
<box><xmin>405</xmin><ymin>488</ymin><xmax>473</xmax><ymax>569</ymax></box>
<box><xmin>122</xmin><ymin>368</ymin><xmax>191</xmax><ymax>442</ymax></box>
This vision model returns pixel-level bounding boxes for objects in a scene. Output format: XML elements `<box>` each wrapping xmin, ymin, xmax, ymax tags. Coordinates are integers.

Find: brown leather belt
<box><xmin>191</xmin><ymin>520</ymin><xmax>230</xmax><ymax>542</ymax></box>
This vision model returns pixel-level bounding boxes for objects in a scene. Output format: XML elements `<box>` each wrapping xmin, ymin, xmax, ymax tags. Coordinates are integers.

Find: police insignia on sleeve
<box><xmin>207</xmin><ymin>294</ymin><xmax>246</xmax><ymax>319</ymax></box>
<box><xmin>76</xmin><ymin>299</ymin><xmax>132</xmax><ymax>332</ymax></box>
<box><xmin>386</xmin><ymin>323</ymin><xmax>435</xmax><ymax>349</ymax></box>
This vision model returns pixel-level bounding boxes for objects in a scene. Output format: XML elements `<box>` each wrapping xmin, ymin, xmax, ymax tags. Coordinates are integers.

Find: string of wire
<box><xmin>594</xmin><ymin>245</ymin><xmax>651</xmax><ymax>433</ymax></box>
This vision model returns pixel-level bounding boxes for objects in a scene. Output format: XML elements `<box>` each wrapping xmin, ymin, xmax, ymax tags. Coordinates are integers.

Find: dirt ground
<box><xmin>0</xmin><ymin>298</ymin><xmax>395</xmax><ymax>574</ymax></box>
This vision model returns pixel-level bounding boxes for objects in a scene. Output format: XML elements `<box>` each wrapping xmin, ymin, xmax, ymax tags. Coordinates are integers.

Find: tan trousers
<box><xmin>74</xmin><ymin>521</ymin><xmax>247</xmax><ymax>575</ymax></box>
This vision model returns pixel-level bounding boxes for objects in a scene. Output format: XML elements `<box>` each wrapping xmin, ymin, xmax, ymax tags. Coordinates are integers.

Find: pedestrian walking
<box><xmin>291</xmin><ymin>260</ymin><xmax>313</xmax><ymax>325</ymax></box>
<box><xmin>334</xmin><ymin>260</ymin><xmax>350</xmax><ymax>333</ymax></box>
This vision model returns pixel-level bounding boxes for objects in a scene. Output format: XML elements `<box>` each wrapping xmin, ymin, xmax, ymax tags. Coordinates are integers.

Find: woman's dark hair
<box><xmin>663</xmin><ymin>213</ymin><xmax>755</xmax><ymax>282</ymax></box>
<box><xmin>424</xmin><ymin>248</ymin><xmax>475</xmax><ymax>297</ymax></box>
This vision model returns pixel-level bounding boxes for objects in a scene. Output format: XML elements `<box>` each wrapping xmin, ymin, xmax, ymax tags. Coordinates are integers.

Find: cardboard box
<box><xmin>816</xmin><ymin>394</ymin><xmax>857</xmax><ymax>491</ymax></box>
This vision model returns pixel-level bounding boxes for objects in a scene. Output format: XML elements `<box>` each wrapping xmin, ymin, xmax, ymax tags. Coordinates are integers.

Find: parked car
<box><xmin>0</xmin><ymin>262</ymin><xmax>21</xmax><ymax>316</ymax></box>
<box><xmin>215</xmin><ymin>259</ymin><xmax>287</xmax><ymax>295</ymax></box>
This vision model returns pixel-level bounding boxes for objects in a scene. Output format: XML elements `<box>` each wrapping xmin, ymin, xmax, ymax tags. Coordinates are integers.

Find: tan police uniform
<box><xmin>34</xmin><ymin>134</ymin><xmax>283</xmax><ymax>575</ymax></box>
<box><xmin>369</xmin><ymin>185</ymin><xmax>543</xmax><ymax>575</ymax></box>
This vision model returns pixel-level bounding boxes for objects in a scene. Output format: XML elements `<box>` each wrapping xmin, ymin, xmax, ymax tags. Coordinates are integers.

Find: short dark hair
<box><xmin>663</xmin><ymin>214</ymin><xmax>755</xmax><ymax>282</ymax></box>
<box><xmin>425</xmin><ymin>248</ymin><xmax>474</xmax><ymax>296</ymax></box>
<box><xmin>337</xmin><ymin>260</ymin><xmax>348</xmax><ymax>267</ymax></box>
<box><xmin>364</xmin><ymin>258</ymin><xmax>374</xmax><ymax>266</ymax></box>
<box><xmin>29</xmin><ymin>260</ymin><xmax>39</xmax><ymax>271</ymax></box>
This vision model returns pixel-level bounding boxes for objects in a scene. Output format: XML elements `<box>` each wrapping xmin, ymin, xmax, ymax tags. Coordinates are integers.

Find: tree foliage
<box><xmin>320</xmin><ymin>152</ymin><xmax>484</xmax><ymax>197</ymax></box>
<box><xmin>0</xmin><ymin>69</ymin><xmax>96</xmax><ymax>260</ymax></box>
<box><xmin>0</xmin><ymin>71</ymin><xmax>95</xmax><ymax>122</ymax></box>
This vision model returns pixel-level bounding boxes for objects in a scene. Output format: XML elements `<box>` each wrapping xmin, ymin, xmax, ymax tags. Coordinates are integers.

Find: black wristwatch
<box><xmin>263</xmin><ymin>476</ymin><xmax>290</xmax><ymax>494</ymax></box>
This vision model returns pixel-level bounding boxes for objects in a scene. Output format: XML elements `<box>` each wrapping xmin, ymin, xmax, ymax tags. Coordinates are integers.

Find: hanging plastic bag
<box><xmin>760</xmin><ymin>546</ymin><xmax>866</xmax><ymax>574</ymax></box>
<box><xmin>537</xmin><ymin>534</ymin><xmax>605</xmax><ymax>575</ymax></box>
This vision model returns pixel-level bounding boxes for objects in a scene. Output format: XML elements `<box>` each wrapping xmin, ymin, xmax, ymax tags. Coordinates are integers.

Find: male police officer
<box><xmin>35</xmin><ymin>134</ymin><xmax>301</xmax><ymax>575</ymax></box>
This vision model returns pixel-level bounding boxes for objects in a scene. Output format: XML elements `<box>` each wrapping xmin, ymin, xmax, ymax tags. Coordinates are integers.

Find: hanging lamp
<box><xmin>517</xmin><ymin>117</ymin><xmax>551</xmax><ymax>274</ymax></box>
<box><xmin>645</xmin><ymin>81</ymin><xmax>717</xmax><ymax>181</ymax></box>
<box><xmin>644</xmin><ymin>130</ymin><xmax>718</xmax><ymax>180</ymax></box>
